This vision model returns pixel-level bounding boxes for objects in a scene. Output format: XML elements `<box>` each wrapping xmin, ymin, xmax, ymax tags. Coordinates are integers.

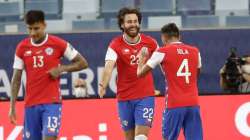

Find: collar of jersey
<box><xmin>170</xmin><ymin>41</ymin><xmax>182</xmax><ymax>44</ymax></box>
<box><xmin>30</xmin><ymin>33</ymin><xmax>48</xmax><ymax>47</ymax></box>
<box><xmin>123</xmin><ymin>34</ymin><xmax>141</xmax><ymax>46</ymax></box>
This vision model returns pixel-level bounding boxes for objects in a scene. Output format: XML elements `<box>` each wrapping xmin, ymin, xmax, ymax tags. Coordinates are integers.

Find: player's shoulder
<box><xmin>184</xmin><ymin>44</ymin><xmax>200</xmax><ymax>52</ymax></box>
<box><xmin>141</xmin><ymin>33</ymin><xmax>157</xmax><ymax>44</ymax></box>
<box><xmin>48</xmin><ymin>34</ymin><xmax>67</xmax><ymax>44</ymax></box>
<box><xmin>17</xmin><ymin>37</ymin><xmax>30</xmax><ymax>49</ymax></box>
<box><xmin>109</xmin><ymin>35</ymin><xmax>123</xmax><ymax>47</ymax></box>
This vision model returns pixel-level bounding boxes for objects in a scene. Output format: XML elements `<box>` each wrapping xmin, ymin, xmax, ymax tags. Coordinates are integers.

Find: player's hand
<box><xmin>8</xmin><ymin>107</ymin><xmax>17</xmax><ymax>125</ymax></box>
<box><xmin>98</xmin><ymin>84</ymin><xmax>106</xmax><ymax>98</ymax></box>
<box><xmin>47</xmin><ymin>67</ymin><xmax>63</xmax><ymax>79</ymax></box>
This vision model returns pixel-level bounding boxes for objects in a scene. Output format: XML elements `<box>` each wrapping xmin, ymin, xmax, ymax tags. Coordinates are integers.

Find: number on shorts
<box><xmin>47</xmin><ymin>116</ymin><xmax>58</xmax><ymax>129</ymax></box>
<box><xmin>143</xmin><ymin>108</ymin><xmax>154</xmax><ymax>119</ymax></box>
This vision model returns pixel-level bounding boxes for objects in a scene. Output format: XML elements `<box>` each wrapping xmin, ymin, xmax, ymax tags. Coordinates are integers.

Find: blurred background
<box><xmin>1</xmin><ymin>0</ymin><xmax>250</xmax><ymax>100</ymax></box>
<box><xmin>0</xmin><ymin>0</ymin><xmax>250</xmax><ymax>33</ymax></box>
<box><xmin>1</xmin><ymin>1</ymin><xmax>250</xmax><ymax>140</ymax></box>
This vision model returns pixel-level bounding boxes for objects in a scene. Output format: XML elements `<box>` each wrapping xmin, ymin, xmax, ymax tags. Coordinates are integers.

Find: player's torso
<box><xmin>116</xmin><ymin>37</ymin><xmax>155</xmax><ymax>75</ymax></box>
<box><xmin>112</xmin><ymin>34</ymin><xmax>157</xmax><ymax>100</ymax></box>
<box><xmin>23</xmin><ymin>41</ymin><xmax>62</xmax><ymax>79</ymax></box>
<box><xmin>20</xmin><ymin>35</ymin><xmax>65</xmax><ymax>106</ymax></box>
<box><xmin>160</xmin><ymin>43</ymin><xmax>199</xmax><ymax>108</ymax></box>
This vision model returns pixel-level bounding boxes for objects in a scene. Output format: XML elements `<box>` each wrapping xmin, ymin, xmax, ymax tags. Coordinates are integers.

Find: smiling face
<box><xmin>121</xmin><ymin>13</ymin><xmax>140</xmax><ymax>38</ymax></box>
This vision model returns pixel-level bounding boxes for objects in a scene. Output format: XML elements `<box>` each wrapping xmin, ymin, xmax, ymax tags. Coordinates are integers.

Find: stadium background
<box><xmin>0</xmin><ymin>0</ymin><xmax>250</xmax><ymax>139</ymax></box>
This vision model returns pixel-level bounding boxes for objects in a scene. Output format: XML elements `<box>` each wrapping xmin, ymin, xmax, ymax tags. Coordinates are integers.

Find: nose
<box><xmin>29</xmin><ymin>29</ymin><xmax>36</xmax><ymax>37</ymax></box>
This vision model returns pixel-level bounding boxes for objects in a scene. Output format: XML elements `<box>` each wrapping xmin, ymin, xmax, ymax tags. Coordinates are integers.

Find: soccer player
<box><xmin>137</xmin><ymin>23</ymin><xmax>203</xmax><ymax>140</ymax></box>
<box><xmin>8</xmin><ymin>10</ymin><xmax>88</xmax><ymax>140</ymax></box>
<box><xmin>98</xmin><ymin>7</ymin><xmax>158</xmax><ymax>140</ymax></box>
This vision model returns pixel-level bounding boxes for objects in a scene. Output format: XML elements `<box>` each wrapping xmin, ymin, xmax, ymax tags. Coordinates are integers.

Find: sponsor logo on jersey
<box><xmin>122</xmin><ymin>48</ymin><xmax>130</xmax><ymax>54</ymax></box>
<box><xmin>36</xmin><ymin>50</ymin><xmax>43</xmax><ymax>54</ymax></box>
<box><xmin>24</xmin><ymin>50</ymin><xmax>32</xmax><ymax>56</ymax></box>
<box><xmin>45</xmin><ymin>47</ymin><xmax>54</xmax><ymax>55</ymax></box>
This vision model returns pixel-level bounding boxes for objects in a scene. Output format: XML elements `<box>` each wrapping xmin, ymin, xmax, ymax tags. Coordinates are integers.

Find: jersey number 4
<box><xmin>177</xmin><ymin>59</ymin><xmax>191</xmax><ymax>84</ymax></box>
<box><xmin>33</xmin><ymin>56</ymin><xmax>44</xmax><ymax>68</ymax></box>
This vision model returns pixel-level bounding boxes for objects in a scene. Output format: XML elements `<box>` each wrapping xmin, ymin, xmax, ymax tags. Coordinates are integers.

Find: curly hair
<box><xmin>117</xmin><ymin>7</ymin><xmax>142</xmax><ymax>31</ymax></box>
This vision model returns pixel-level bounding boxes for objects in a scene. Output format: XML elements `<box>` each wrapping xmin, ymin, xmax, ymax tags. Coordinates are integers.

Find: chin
<box><xmin>127</xmin><ymin>31</ymin><xmax>139</xmax><ymax>38</ymax></box>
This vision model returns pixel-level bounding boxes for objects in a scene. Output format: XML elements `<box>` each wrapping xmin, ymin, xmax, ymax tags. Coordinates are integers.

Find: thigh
<box><xmin>23</xmin><ymin>105</ymin><xmax>42</xmax><ymax>140</ymax></box>
<box><xmin>162</xmin><ymin>108</ymin><xmax>185</xmax><ymax>140</ymax></box>
<box><xmin>183</xmin><ymin>106</ymin><xmax>203</xmax><ymax>140</ymax></box>
<box><xmin>118</xmin><ymin>101</ymin><xmax>135</xmax><ymax>131</ymax></box>
<box><xmin>42</xmin><ymin>103</ymin><xmax>62</xmax><ymax>138</ymax></box>
<box><xmin>134</xmin><ymin>96</ymin><xmax>155</xmax><ymax>128</ymax></box>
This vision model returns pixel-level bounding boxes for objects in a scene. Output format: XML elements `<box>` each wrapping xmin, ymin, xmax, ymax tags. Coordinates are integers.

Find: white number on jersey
<box><xmin>177</xmin><ymin>59</ymin><xmax>191</xmax><ymax>84</ymax></box>
<box><xmin>130</xmin><ymin>55</ymin><xmax>139</xmax><ymax>65</ymax></box>
<box><xmin>33</xmin><ymin>55</ymin><xmax>44</xmax><ymax>68</ymax></box>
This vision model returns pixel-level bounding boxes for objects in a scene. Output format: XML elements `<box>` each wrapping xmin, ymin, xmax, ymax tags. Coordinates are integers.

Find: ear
<box><xmin>44</xmin><ymin>22</ymin><xmax>47</xmax><ymax>28</ymax></box>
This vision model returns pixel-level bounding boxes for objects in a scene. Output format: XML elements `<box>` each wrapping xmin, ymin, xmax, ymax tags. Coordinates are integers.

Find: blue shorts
<box><xmin>118</xmin><ymin>96</ymin><xmax>155</xmax><ymax>131</ymax></box>
<box><xmin>162</xmin><ymin>106</ymin><xmax>203</xmax><ymax>140</ymax></box>
<box><xmin>23</xmin><ymin>103</ymin><xmax>62</xmax><ymax>140</ymax></box>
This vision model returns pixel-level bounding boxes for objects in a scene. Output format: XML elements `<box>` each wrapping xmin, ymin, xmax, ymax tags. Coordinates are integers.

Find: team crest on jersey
<box><xmin>122</xmin><ymin>48</ymin><xmax>130</xmax><ymax>54</ymax></box>
<box><xmin>45</xmin><ymin>47</ymin><xmax>54</xmax><ymax>55</ymax></box>
<box><xmin>24</xmin><ymin>50</ymin><xmax>32</xmax><ymax>56</ymax></box>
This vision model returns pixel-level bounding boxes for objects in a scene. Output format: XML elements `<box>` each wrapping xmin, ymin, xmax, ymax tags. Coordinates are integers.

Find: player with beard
<box><xmin>98</xmin><ymin>7</ymin><xmax>158</xmax><ymax>140</ymax></box>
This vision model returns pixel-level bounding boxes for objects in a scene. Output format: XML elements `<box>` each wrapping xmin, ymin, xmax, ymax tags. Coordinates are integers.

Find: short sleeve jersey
<box><xmin>146</xmin><ymin>42</ymin><xmax>202</xmax><ymax>108</ymax></box>
<box><xmin>105</xmin><ymin>34</ymin><xmax>158</xmax><ymax>101</ymax></box>
<box><xmin>13</xmin><ymin>34</ymin><xmax>78</xmax><ymax>107</ymax></box>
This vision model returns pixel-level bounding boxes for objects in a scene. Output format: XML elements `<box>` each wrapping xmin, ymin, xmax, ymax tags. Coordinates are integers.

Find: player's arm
<box><xmin>48</xmin><ymin>43</ymin><xmax>88</xmax><ymax>79</ymax></box>
<box><xmin>98</xmin><ymin>47</ymin><xmax>117</xmax><ymax>98</ymax></box>
<box><xmin>60</xmin><ymin>53</ymin><xmax>88</xmax><ymax>72</ymax></box>
<box><xmin>9</xmin><ymin>53</ymin><xmax>24</xmax><ymax>125</ymax></box>
<box><xmin>137</xmin><ymin>50</ymin><xmax>165</xmax><ymax>77</ymax></box>
<box><xmin>9</xmin><ymin>69</ymin><xmax>22</xmax><ymax>125</ymax></box>
<box><xmin>99</xmin><ymin>60</ymin><xmax>116</xmax><ymax>98</ymax></box>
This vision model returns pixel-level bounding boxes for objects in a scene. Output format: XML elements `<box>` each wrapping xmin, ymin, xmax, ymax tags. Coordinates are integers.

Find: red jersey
<box><xmin>146</xmin><ymin>42</ymin><xmax>201</xmax><ymax>108</ymax></box>
<box><xmin>13</xmin><ymin>34</ymin><xmax>78</xmax><ymax>107</ymax></box>
<box><xmin>105</xmin><ymin>34</ymin><xmax>158</xmax><ymax>101</ymax></box>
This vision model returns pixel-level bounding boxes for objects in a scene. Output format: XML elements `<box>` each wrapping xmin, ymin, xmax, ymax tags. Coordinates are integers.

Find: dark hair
<box><xmin>117</xmin><ymin>7</ymin><xmax>142</xmax><ymax>31</ymax></box>
<box><xmin>161</xmin><ymin>23</ymin><xmax>180</xmax><ymax>38</ymax></box>
<box><xmin>25</xmin><ymin>10</ymin><xmax>45</xmax><ymax>25</ymax></box>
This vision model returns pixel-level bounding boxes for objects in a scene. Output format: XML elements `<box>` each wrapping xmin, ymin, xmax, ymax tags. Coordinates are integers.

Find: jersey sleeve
<box><xmin>63</xmin><ymin>42</ymin><xmax>78</xmax><ymax>61</ymax></box>
<box><xmin>198</xmin><ymin>52</ymin><xmax>202</xmax><ymax>68</ymax></box>
<box><xmin>105</xmin><ymin>48</ymin><xmax>117</xmax><ymax>61</ymax></box>
<box><xmin>105</xmin><ymin>40</ymin><xmax>118</xmax><ymax>61</ymax></box>
<box><xmin>146</xmin><ymin>51</ymin><xmax>165</xmax><ymax>69</ymax></box>
<box><xmin>13</xmin><ymin>42</ymin><xmax>24</xmax><ymax>69</ymax></box>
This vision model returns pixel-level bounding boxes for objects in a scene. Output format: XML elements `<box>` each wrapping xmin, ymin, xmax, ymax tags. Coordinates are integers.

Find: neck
<box><xmin>124</xmin><ymin>33</ymin><xmax>140</xmax><ymax>44</ymax></box>
<box><xmin>168</xmin><ymin>38</ymin><xmax>180</xmax><ymax>44</ymax></box>
<box><xmin>33</xmin><ymin>33</ymin><xmax>46</xmax><ymax>44</ymax></box>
